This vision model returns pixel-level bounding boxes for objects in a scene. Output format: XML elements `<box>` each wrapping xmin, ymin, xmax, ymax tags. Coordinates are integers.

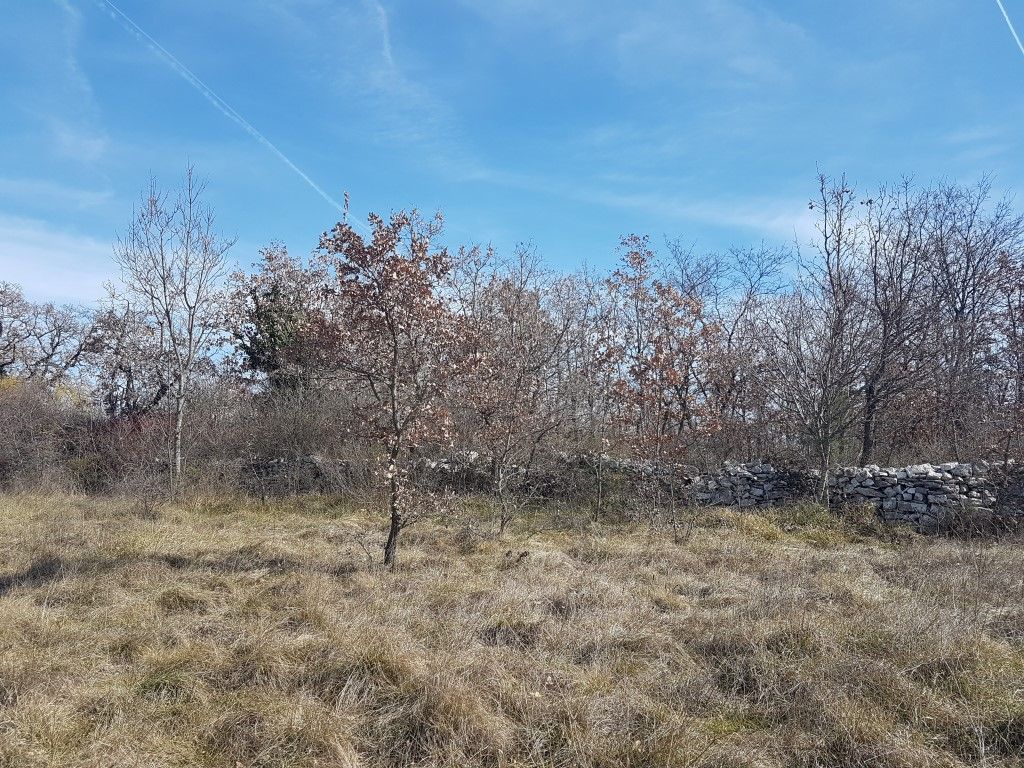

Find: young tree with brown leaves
<box><xmin>318</xmin><ymin>210</ymin><xmax>470</xmax><ymax>566</ymax></box>
<box><xmin>607</xmin><ymin>236</ymin><xmax>720</xmax><ymax>463</ymax></box>
<box><xmin>604</xmin><ymin>236</ymin><xmax>720</xmax><ymax>527</ymax></box>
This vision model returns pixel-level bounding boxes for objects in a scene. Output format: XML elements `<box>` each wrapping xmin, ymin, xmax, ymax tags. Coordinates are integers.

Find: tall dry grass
<box><xmin>0</xmin><ymin>495</ymin><xmax>1021</xmax><ymax>767</ymax></box>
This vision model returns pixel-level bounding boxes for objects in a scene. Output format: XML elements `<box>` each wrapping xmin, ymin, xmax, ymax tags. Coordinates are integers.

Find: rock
<box><xmin>898</xmin><ymin>501</ymin><xmax>929</xmax><ymax>514</ymax></box>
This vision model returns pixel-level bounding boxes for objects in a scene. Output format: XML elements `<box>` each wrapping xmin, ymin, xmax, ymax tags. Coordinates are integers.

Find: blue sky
<box><xmin>2</xmin><ymin>0</ymin><xmax>1023</xmax><ymax>302</ymax></box>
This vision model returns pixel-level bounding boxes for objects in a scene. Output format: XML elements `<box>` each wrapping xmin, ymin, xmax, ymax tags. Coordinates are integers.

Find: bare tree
<box><xmin>855</xmin><ymin>180</ymin><xmax>931</xmax><ymax>464</ymax></box>
<box><xmin>113</xmin><ymin>167</ymin><xmax>234</xmax><ymax>483</ymax></box>
<box><xmin>924</xmin><ymin>178</ymin><xmax>1024</xmax><ymax>459</ymax></box>
<box><xmin>763</xmin><ymin>175</ymin><xmax>868</xmax><ymax>493</ymax></box>
<box><xmin>6</xmin><ymin>166</ymin><xmax>1024</xmax><ymax>503</ymax></box>
<box><xmin>0</xmin><ymin>283</ymin><xmax>29</xmax><ymax>379</ymax></box>
<box><xmin>0</xmin><ymin>282</ymin><xmax>89</xmax><ymax>383</ymax></box>
<box><xmin>996</xmin><ymin>249</ymin><xmax>1024</xmax><ymax>460</ymax></box>
<box><xmin>665</xmin><ymin>244</ymin><xmax>787</xmax><ymax>462</ymax></box>
<box><xmin>454</xmin><ymin>245</ymin><xmax>572</xmax><ymax>532</ymax></box>
<box><xmin>549</xmin><ymin>267</ymin><xmax>619</xmax><ymax>454</ymax></box>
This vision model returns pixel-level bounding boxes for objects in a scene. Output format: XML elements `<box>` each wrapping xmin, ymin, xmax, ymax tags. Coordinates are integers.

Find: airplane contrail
<box><xmin>95</xmin><ymin>0</ymin><xmax>362</xmax><ymax>227</ymax></box>
<box><xmin>995</xmin><ymin>0</ymin><xmax>1024</xmax><ymax>58</ymax></box>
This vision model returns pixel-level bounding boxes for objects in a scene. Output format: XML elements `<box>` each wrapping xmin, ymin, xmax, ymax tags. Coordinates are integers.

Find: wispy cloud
<box><xmin>250</xmin><ymin>0</ymin><xmax>479</xmax><ymax>186</ymax></box>
<box><xmin>453</xmin><ymin>161</ymin><xmax>814</xmax><ymax>246</ymax></box>
<box><xmin>0</xmin><ymin>178</ymin><xmax>114</xmax><ymax>210</ymax></box>
<box><xmin>240</xmin><ymin>0</ymin><xmax>474</xmax><ymax>178</ymax></box>
<box><xmin>452</xmin><ymin>0</ymin><xmax>601</xmax><ymax>41</ymax></box>
<box><xmin>48</xmin><ymin>119</ymin><xmax>109</xmax><ymax>164</ymax></box>
<box><xmin>368</xmin><ymin>0</ymin><xmax>397</xmax><ymax>69</ymax></box>
<box><xmin>356</xmin><ymin>1</ymin><xmax>470</xmax><ymax>163</ymax></box>
<box><xmin>55</xmin><ymin>1</ymin><xmax>93</xmax><ymax>93</ymax></box>
<box><xmin>941</xmin><ymin>125</ymin><xmax>1006</xmax><ymax>145</ymax></box>
<box><xmin>48</xmin><ymin>1</ymin><xmax>109</xmax><ymax>163</ymax></box>
<box><xmin>938</xmin><ymin>123</ymin><xmax>1018</xmax><ymax>171</ymax></box>
<box><xmin>0</xmin><ymin>0</ymin><xmax>109</xmax><ymax>163</ymax></box>
<box><xmin>613</xmin><ymin>0</ymin><xmax>810</xmax><ymax>88</ymax></box>
<box><xmin>0</xmin><ymin>215</ymin><xmax>113</xmax><ymax>303</ymax></box>
<box><xmin>458</xmin><ymin>0</ymin><xmax>810</xmax><ymax>87</ymax></box>
<box><xmin>576</xmin><ymin>188</ymin><xmax>815</xmax><ymax>245</ymax></box>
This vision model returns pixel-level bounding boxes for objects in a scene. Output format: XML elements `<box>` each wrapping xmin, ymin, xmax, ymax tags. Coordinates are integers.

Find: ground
<box><xmin>0</xmin><ymin>494</ymin><xmax>1022</xmax><ymax>768</ymax></box>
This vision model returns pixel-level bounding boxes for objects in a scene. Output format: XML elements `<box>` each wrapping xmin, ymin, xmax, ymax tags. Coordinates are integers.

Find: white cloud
<box><xmin>352</xmin><ymin>1</ymin><xmax>468</xmax><ymax>159</ymax></box>
<box><xmin>54</xmin><ymin>1</ymin><xmax>93</xmax><ymax>95</ymax></box>
<box><xmin>54</xmin><ymin>1</ymin><xmax>108</xmax><ymax>163</ymax></box>
<box><xmin>448</xmin><ymin>160</ymin><xmax>816</xmax><ymax>246</ymax></box>
<box><xmin>613</xmin><ymin>0</ymin><xmax>809</xmax><ymax>87</ymax></box>
<box><xmin>0</xmin><ymin>178</ymin><xmax>114</xmax><ymax>211</ymax></box>
<box><xmin>244</xmin><ymin>0</ymin><xmax>471</xmax><ymax>171</ymax></box>
<box><xmin>459</xmin><ymin>0</ymin><xmax>810</xmax><ymax>87</ymax></box>
<box><xmin>453</xmin><ymin>0</ymin><xmax>600</xmax><ymax>40</ymax></box>
<box><xmin>4</xmin><ymin>1</ymin><xmax>109</xmax><ymax>164</ymax></box>
<box><xmin>0</xmin><ymin>216</ymin><xmax>113</xmax><ymax>303</ymax></box>
<box><xmin>49</xmin><ymin>119</ymin><xmax>109</xmax><ymax>165</ymax></box>
<box><xmin>369</xmin><ymin>0</ymin><xmax>397</xmax><ymax>70</ymax></box>
<box><xmin>579</xmin><ymin>188</ymin><xmax>816</xmax><ymax>245</ymax></box>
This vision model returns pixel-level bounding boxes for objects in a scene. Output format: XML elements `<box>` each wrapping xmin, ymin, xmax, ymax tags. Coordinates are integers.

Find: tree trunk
<box><xmin>172</xmin><ymin>387</ymin><xmax>185</xmax><ymax>484</ymax></box>
<box><xmin>383</xmin><ymin>510</ymin><xmax>401</xmax><ymax>567</ymax></box>
<box><xmin>495</xmin><ymin>464</ymin><xmax>512</xmax><ymax>535</ymax></box>
<box><xmin>816</xmin><ymin>434</ymin><xmax>831</xmax><ymax>503</ymax></box>
<box><xmin>498</xmin><ymin>499</ymin><xmax>511</xmax><ymax>535</ymax></box>
<box><xmin>383</xmin><ymin>452</ymin><xmax>401</xmax><ymax>567</ymax></box>
<box><xmin>858</xmin><ymin>377</ymin><xmax>878</xmax><ymax>465</ymax></box>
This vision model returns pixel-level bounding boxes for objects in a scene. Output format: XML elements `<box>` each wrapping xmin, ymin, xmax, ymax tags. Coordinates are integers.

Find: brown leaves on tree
<box><xmin>316</xmin><ymin>210</ymin><xmax>474</xmax><ymax>564</ymax></box>
<box><xmin>606</xmin><ymin>235</ymin><xmax>721</xmax><ymax>463</ymax></box>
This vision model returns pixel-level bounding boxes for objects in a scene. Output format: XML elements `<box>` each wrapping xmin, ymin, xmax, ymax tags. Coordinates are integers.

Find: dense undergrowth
<box><xmin>0</xmin><ymin>495</ymin><xmax>1022</xmax><ymax>767</ymax></box>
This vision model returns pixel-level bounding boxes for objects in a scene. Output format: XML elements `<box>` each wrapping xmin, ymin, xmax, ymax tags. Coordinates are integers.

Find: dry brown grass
<box><xmin>0</xmin><ymin>494</ymin><xmax>1022</xmax><ymax>767</ymax></box>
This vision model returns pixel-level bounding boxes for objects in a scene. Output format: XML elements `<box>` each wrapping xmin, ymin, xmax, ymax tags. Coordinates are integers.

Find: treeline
<box><xmin>2</xmin><ymin>171</ymin><xmax>1024</xmax><ymax>513</ymax></box>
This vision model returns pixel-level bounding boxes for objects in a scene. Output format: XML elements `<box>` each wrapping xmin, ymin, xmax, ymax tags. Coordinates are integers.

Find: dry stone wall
<box><xmin>687</xmin><ymin>463</ymin><xmax>815</xmax><ymax>508</ymax></box>
<box><xmin>245</xmin><ymin>451</ymin><xmax>1022</xmax><ymax>531</ymax></box>
<box><xmin>827</xmin><ymin>463</ymin><xmax>998</xmax><ymax>531</ymax></box>
<box><xmin>686</xmin><ymin>461</ymin><xmax>1011</xmax><ymax>531</ymax></box>
<box><xmin>421</xmin><ymin>454</ymin><xmax>1020</xmax><ymax>529</ymax></box>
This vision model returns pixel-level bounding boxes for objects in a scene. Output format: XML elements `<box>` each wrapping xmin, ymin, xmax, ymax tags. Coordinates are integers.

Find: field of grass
<box><xmin>0</xmin><ymin>494</ymin><xmax>1022</xmax><ymax>767</ymax></box>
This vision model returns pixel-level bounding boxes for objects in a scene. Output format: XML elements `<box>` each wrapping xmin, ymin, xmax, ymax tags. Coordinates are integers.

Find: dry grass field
<box><xmin>0</xmin><ymin>495</ymin><xmax>1022</xmax><ymax>768</ymax></box>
